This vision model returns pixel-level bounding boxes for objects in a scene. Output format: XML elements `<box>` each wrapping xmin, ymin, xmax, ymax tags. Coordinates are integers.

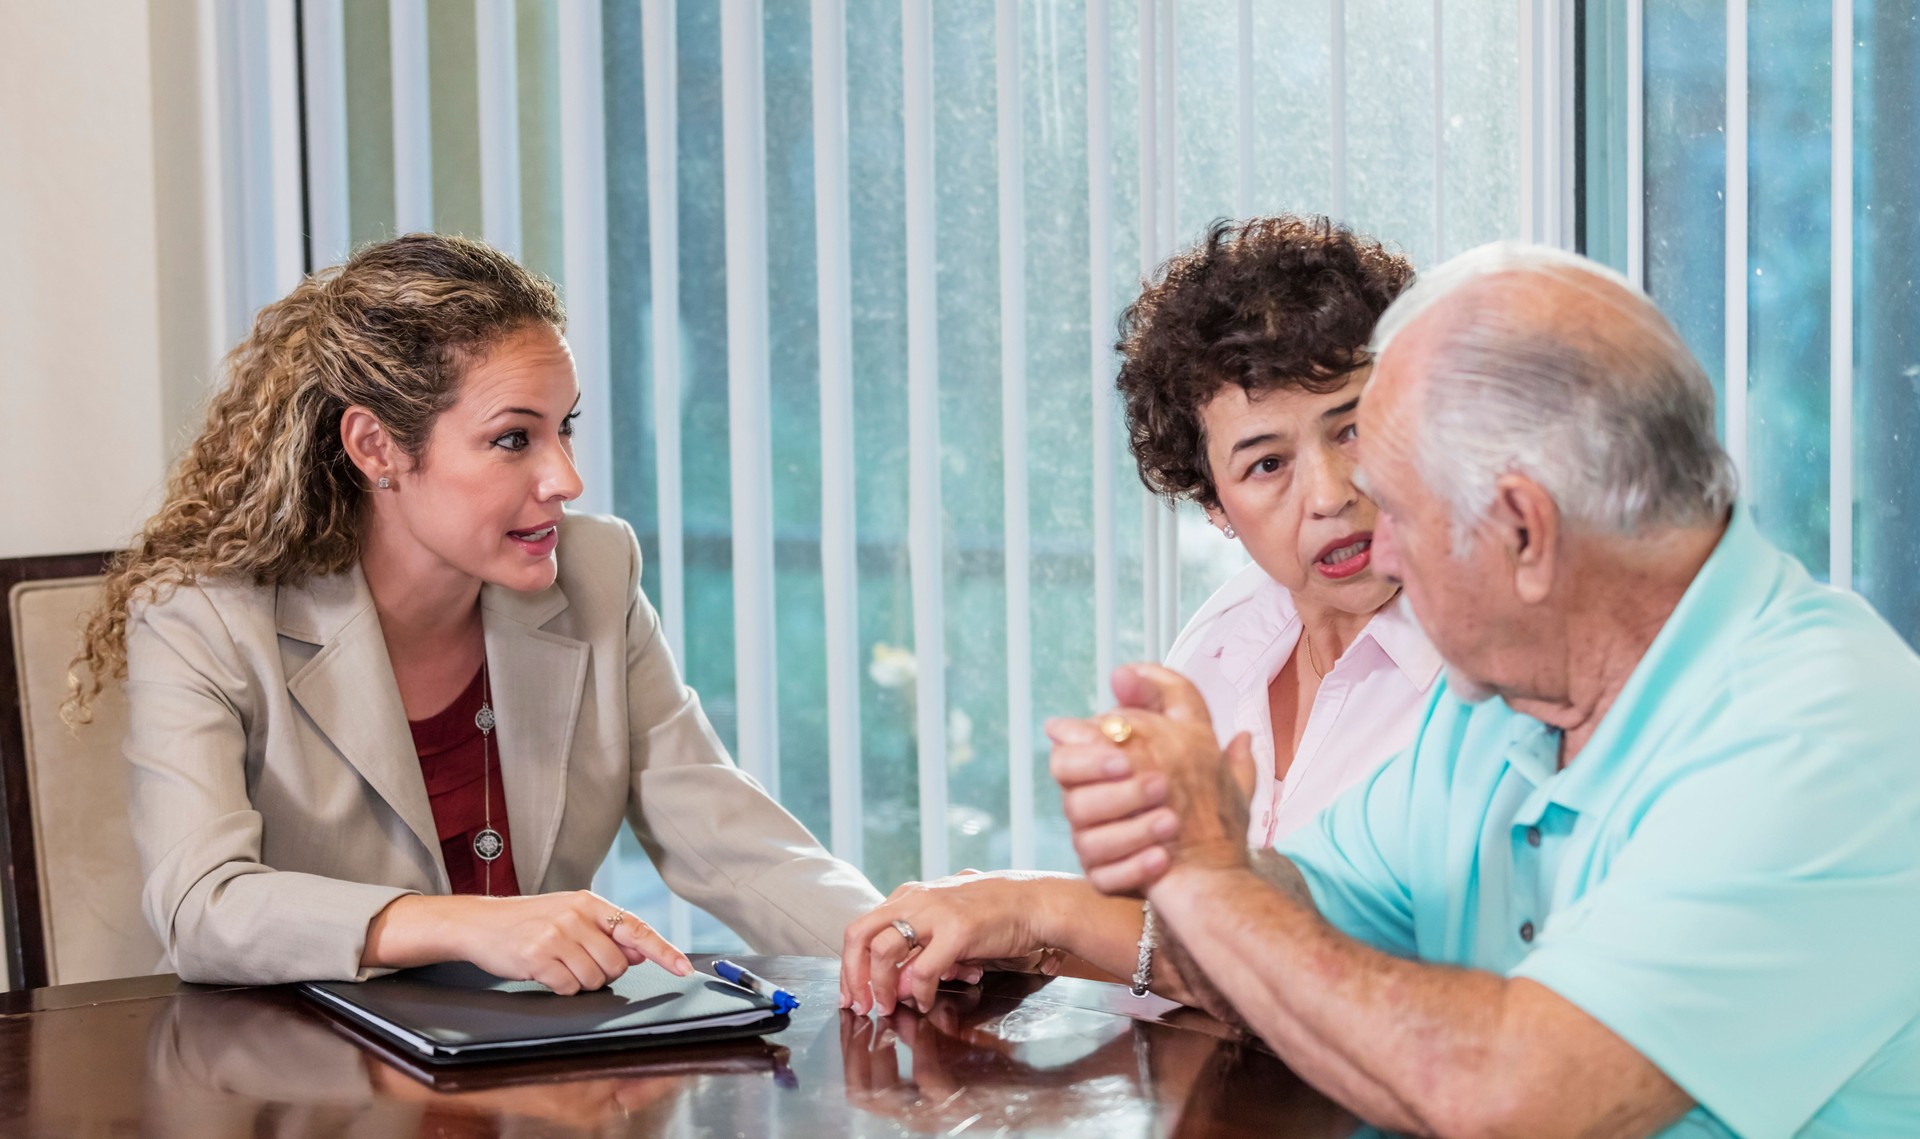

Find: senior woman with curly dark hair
<box><xmin>841</xmin><ymin>216</ymin><xmax>1445</xmax><ymax>1016</ymax></box>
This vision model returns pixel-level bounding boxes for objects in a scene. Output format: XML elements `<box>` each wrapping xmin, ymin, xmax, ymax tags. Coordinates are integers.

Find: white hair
<box><xmin>1370</xmin><ymin>241</ymin><xmax>1737</xmax><ymax>544</ymax></box>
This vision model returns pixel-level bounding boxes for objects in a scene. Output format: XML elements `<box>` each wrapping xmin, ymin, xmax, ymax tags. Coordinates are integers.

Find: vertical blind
<box><xmin>210</xmin><ymin>0</ymin><xmax>1526</xmax><ymax>945</ymax></box>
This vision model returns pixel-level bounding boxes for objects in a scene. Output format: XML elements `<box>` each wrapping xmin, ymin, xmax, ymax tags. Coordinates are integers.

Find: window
<box><xmin>225</xmin><ymin>0</ymin><xmax>1524</xmax><ymax>948</ymax></box>
<box><xmin>1582</xmin><ymin>0</ymin><xmax>1919</xmax><ymax>649</ymax></box>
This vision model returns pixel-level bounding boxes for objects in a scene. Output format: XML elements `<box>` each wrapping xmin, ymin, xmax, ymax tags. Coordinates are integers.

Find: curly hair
<box><xmin>65</xmin><ymin>233</ymin><xmax>565</xmax><ymax>723</ymax></box>
<box><xmin>1115</xmin><ymin>215</ymin><xmax>1415</xmax><ymax>509</ymax></box>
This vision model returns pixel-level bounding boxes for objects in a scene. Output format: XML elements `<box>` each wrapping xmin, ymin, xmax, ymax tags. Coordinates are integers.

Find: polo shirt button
<box><xmin>1519</xmin><ymin>921</ymin><xmax>1536</xmax><ymax>943</ymax></box>
<box><xmin>1526</xmin><ymin>826</ymin><xmax>1541</xmax><ymax>848</ymax></box>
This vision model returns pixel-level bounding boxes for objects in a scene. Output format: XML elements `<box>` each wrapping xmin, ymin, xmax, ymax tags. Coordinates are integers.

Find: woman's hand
<box><xmin>839</xmin><ymin>871</ymin><xmax>1077</xmax><ymax>1017</ymax></box>
<box><xmin>458</xmin><ymin>892</ymin><xmax>694</xmax><ymax>995</ymax></box>
<box><xmin>363</xmin><ymin>891</ymin><xmax>693</xmax><ymax>995</ymax></box>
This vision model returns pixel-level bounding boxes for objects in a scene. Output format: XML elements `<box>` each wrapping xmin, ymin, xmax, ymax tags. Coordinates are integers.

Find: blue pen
<box><xmin>712</xmin><ymin>959</ymin><xmax>800</xmax><ymax>1015</ymax></box>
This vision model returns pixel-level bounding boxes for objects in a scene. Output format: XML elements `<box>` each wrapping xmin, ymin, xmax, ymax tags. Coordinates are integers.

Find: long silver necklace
<box><xmin>473</xmin><ymin>660</ymin><xmax>505</xmax><ymax>895</ymax></box>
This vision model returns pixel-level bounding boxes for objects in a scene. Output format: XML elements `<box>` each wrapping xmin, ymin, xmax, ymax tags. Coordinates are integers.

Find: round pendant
<box><xmin>475</xmin><ymin>703</ymin><xmax>496</xmax><ymax>734</ymax></box>
<box><xmin>473</xmin><ymin>827</ymin><xmax>505</xmax><ymax>863</ymax></box>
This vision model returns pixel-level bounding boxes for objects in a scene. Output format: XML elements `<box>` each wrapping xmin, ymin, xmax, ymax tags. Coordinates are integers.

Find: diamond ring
<box><xmin>1098</xmin><ymin>714</ymin><xmax>1134</xmax><ymax>744</ymax></box>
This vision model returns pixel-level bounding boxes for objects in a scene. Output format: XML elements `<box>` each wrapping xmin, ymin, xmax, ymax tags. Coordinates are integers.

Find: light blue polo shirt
<box><xmin>1279</xmin><ymin>506</ymin><xmax>1920</xmax><ymax>1139</ymax></box>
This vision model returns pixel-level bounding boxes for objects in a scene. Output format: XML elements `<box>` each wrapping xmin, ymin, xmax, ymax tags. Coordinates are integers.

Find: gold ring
<box><xmin>1098</xmin><ymin>714</ymin><xmax>1134</xmax><ymax>744</ymax></box>
<box><xmin>608</xmin><ymin>911</ymin><xmax>626</xmax><ymax>934</ymax></box>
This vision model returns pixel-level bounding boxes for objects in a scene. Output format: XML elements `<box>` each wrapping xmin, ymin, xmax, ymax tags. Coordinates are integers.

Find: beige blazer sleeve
<box><xmin>123</xmin><ymin>585</ymin><xmax>419</xmax><ymax>985</ymax></box>
<box><xmin>612</xmin><ymin>522</ymin><xmax>884</xmax><ymax>955</ymax></box>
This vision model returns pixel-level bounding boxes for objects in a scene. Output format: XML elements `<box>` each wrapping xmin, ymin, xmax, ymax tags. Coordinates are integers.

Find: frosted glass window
<box><xmin>1633</xmin><ymin>0</ymin><xmax>1920</xmax><ymax>650</ymax></box>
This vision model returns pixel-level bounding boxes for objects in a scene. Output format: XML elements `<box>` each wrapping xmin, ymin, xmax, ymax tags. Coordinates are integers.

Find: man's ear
<box><xmin>1491</xmin><ymin>473</ymin><xmax>1560</xmax><ymax>605</ymax></box>
<box><xmin>340</xmin><ymin>405</ymin><xmax>399</xmax><ymax>487</ymax></box>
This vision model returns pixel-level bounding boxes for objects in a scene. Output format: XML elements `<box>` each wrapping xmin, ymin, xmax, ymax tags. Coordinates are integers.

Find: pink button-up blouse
<box><xmin>1164</xmin><ymin>561</ymin><xmax>1444</xmax><ymax>847</ymax></box>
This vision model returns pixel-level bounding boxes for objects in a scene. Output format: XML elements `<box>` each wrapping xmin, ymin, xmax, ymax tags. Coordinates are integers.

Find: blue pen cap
<box><xmin>713</xmin><ymin>959</ymin><xmax>800</xmax><ymax>1015</ymax></box>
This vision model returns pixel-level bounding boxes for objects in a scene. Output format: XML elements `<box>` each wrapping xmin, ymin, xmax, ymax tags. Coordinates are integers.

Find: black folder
<box><xmin>301</xmin><ymin>961</ymin><xmax>790</xmax><ymax>1064</ymax></box>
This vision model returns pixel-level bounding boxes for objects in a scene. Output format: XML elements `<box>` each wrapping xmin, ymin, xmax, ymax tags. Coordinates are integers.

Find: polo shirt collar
<box><xmin>1500</xmin><ymin>713</ymin><xmax>1563</xmax><ymax>792</ymax></box>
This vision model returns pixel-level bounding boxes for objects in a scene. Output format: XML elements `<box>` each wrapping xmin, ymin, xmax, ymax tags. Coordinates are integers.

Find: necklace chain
<box><xmin>1302</xmin><ymin>630</ymin><xmax>1327</xmax><ymax>680</ymax></box>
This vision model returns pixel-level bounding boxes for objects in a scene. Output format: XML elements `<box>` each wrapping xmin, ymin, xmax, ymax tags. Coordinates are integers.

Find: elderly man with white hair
<box><xmin>1051</xmin><ymin>244</ymin><xmax>1920</xmax><ymax>1138</ymax></box>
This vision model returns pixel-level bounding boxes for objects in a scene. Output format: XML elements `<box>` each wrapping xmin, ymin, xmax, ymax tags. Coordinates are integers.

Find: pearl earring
<box><xmin>1223</xmin><ymin>524</ymin><xmax>1236</xmax><ymax>539</ymax></box>
<box><xmin>376</xmin><ymin>477</ymin><xmax>391</xmax><ymax>489</ymax></box>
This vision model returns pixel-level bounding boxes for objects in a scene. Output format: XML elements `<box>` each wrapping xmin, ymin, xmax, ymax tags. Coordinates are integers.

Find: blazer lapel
<box><xmin>280</xmin><ymin>569</ymin><xmax>447</xmax><ymax>889</ymax></box>
<box><xmin>481</xmin><ymin>581</ymin><xmax>587</xmax><ymax>894</ymax></box>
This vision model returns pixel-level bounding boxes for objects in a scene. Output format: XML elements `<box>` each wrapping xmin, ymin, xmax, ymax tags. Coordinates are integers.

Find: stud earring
<box><xmin>1223</xmin><ymin>524</ymin><xmax>1236</xmax><ymax>539</ymax></box>
<box><xmin>376</xmin><ymin>477</ymin><xmax>391</xmax><ymax>489</ymax></box>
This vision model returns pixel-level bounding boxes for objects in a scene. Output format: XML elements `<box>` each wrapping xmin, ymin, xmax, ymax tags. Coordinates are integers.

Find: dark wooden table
<box><xmin>0</xmin><ymin>955</ymin><xmax>1361</xmax><ymax>1137</ymax></box>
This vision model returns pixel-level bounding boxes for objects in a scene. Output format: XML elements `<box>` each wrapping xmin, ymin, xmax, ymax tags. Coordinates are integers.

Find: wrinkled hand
<box><xmin>840</xmin><ymin>870</ymin><xmax>1072</xmax><ymax>1016</ymax></box>
<box><xmin>454</xmin><ymin>890</ymin><xmax>693</xmax><ymax>995</ymax></box>
<box><xmin>1050</xmin><ymin>663</ymin><xmax>1256</xmax><ymax>897</ymax></box>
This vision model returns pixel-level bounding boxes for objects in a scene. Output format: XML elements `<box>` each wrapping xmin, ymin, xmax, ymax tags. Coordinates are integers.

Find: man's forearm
<box><xmin>1150</xmin><ymin>921</ymin><xmax>1424</xmax><ymax>1132</ymax></box>
<box><xmin>1146</xmin><ymin>857</ymin><xmax>1510</xmax><ymax>1136</ymax></box>
<box><xmin>1150</xmin><ymin>850</ymin><xmax>1309</xmax><ymax>1028</ymax></box>
<box><xmin>1152</xmin><ymin>923</ymin><xmax>1244</xmax><ymax>1027</ymax></box>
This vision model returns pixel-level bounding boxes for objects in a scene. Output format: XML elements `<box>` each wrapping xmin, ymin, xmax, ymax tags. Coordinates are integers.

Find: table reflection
<box><xmin>836</xmin><ymin>981</ymin><xmax>1359</xmax><ymax>1138</ymax></box>
<box><xmin>139</xmin><ymin>988</ymin><xmax>784</xmax><ymax>1137</ymax></box>
<box><xmin>0</xmin><ymin>958</ymin><xmax>1363</xmax><ymax>1137</ymax></box>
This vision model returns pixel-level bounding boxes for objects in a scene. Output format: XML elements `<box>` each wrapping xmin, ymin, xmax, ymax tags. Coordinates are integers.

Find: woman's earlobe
<box><xmin>1203</xmin><ymin>502</ymin><xmax>1235</xmax><ymax>540</ymax></box>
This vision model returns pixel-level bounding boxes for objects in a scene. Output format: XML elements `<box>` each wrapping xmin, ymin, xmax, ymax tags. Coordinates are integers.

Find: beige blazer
<box><xmin>122</xmin><ymin>513</ymin><xmax>883</xmax><ymax>985</ymax></box>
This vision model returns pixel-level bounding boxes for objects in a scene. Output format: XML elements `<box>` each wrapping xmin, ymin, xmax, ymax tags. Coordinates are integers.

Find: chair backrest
<box><xmin>0</xmin><ymin>554</ymin><xmax>162</xmax><ymax>990</ymax></box>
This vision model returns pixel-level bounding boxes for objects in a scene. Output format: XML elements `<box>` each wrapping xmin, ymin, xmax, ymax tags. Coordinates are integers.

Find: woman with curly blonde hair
<box><xmin>74</xmin><ymin>233</ymin><xmax>880</xmax><ymax>990</ymax></box>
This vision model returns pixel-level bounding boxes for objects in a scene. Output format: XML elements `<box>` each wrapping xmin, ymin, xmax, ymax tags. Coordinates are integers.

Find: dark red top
<box><xmin>407</xmin><ymin>666</ymin><xmax>521</xmax><ymax>897</ymax></box>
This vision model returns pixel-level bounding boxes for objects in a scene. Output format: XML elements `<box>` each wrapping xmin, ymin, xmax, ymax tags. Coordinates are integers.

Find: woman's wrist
<box><xmin>1044</xmin><ymin>880</ymin><xmax>1177</xmax><ymax>990</ymax></box>
<box><xmin>1022</xmin><ymin>873</ymin><xmax>1092</xmax><ymax>955</ymax></box>
<box><xmin>1030</xmin><ymin>874</ymin><xmax>1152</xmax><ymax>968</ymax></box>
<box><xmin>363</xmin><ymin>893</ymin><xmax>471</xmax><ymax>969</ymax></box>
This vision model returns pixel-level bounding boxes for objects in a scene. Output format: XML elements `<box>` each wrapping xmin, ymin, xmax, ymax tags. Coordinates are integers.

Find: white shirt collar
<box><xmin>1213</xmin><ymin>578</ymin><xmax>1442</xmax><ymax>695</ymax></box>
